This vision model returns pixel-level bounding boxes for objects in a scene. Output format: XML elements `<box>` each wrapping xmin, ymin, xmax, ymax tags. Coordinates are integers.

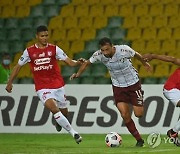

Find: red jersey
<box><xmin>164</xmin><ymin>68</ymin><xmax>180</xmax><ymax>90</ymax></box>
<box><xmin>18</xmin><ymin>44</ymin><xmax>68</xmax><ymax>91</ymax></box>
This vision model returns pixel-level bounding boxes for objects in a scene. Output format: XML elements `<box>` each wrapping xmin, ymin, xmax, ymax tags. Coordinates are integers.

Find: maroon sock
<box><xmin>125</xmin><ymin>119</ymin><xmax>142</xmax><ymax>141</ymax></box>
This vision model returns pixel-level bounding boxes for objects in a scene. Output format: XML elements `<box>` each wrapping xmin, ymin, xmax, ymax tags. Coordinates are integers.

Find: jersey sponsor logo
<box><xmin>34</xmin><ymin>64</ymin><xmax>53</xmax><ymax>71</ymax></box>
<box><xmin>48</xmin><ymin>51</ymin><xmax>52</xmax><ymax>56</ymax></box>
<box><xmin>20</xmin><ymin>57</ymin><xmax>24</xmax><ymax>61</ymax></box>
<box><xmin>34</xmin><ymin>57</ymin><xmax>51</xmax><ymax>65</ymax></box>
<box><xmin>39</xmin><ymin>52</ymin><xmax>45</xmax><ymax>58</ymax></box>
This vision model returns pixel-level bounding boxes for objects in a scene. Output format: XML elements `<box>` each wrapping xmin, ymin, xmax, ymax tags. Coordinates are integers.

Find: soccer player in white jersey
<box><xmin>143</xmin><ymin>53</ymin><xmax>180</xmax><ymax>146</ymax></box>
<box><xmin>70</xmin><ymin>37</ymin><xmax>151</xmax><ymax>147</ymax></box>
<box><xmin>5</xmin><ymin>25</ymin><xmax>82</xmax><ymax>144</ymax></box>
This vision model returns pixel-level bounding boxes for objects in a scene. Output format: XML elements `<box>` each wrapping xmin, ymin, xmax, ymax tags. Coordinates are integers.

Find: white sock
<box><xmin>173</xmin><ymin>120</ymin><xmax>180</xmax><ymax>133</ymax></box>
<box><xmin>54</xmin><ymin>111</ymin><xmax>78</xmax><ymax>137</ymax></box>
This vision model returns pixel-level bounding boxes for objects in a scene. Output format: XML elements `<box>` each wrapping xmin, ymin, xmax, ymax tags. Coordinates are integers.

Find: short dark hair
<box><xmin>99</xmin><ymin>37</ymin><xmax>112</xmax><ymax>46</ymax></box>
<box><xmin>36</xmin><ymin>25</ymin><xmax>48</xmax><ymax>33</ymax></box>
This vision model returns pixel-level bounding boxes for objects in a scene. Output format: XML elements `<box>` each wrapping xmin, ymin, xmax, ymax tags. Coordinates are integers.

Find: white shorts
<box><xmin>37</xmin><ymin>87</ymin><xmax>67</xmax><ymax>108</ymax></box>
<box><xmin>163</xmin><ymin>88</ymin><xmax>180</xmax><ymax>106</ymax></box>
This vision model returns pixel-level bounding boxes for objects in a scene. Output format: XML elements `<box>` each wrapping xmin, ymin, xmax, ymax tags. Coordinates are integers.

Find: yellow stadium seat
<box><xmin>126</xmin><ymin>27</ymin><xmax>142</xmax><ymax>40</ymax></box>
<box><xmin>104</xmin><ymin>5</ymin><xmax>119</xmax><ymax>17</ymax></box>
<box><xmin>66</xmin><ymin>28</ymin><xmax>81</xmax><ymax>41</ymax></box>
<box><xmin>93</xmin><ymin>16</ymin><xmax>108</xmax><ymax>29</ymax></box>
<box><xmin>138</xmin><ymin>16</ymin><xmax>153</xmax><ymax>28</ymax></box>
<box><xmin>134</xmin><ymin>4</ymin><xmax>148</xmax><ymax>16</ymax></box>
<box><xmin>119</xmin><ymin>4</ymin><xmax>133</xmax><ymax>17</ymax></box>
<box><xmin>64</xmin><ymin>17</ymin><xmax>78</xmax><ymax>29</ymax></box>
<box><xmin>13</xmin><ymin>0</ymin><xmax>28</xmax><ymax>6</ymax></box>
<box><xmin>81</xmin><ymin>28</ymin><xmax>96</xmax><ymax>41</ymax></box>
<box><xmin>51</xmin><ymin>29</ymin><xmax>66</xmax><ymax>42</ymax></box>
<box><xmin>153</xmin><ymin>15</ymin><xmax>168</xmax><ymax>28</ymax></box>
<box><xmin>115</xmin><ymin>0</ymin><xmax>129</xmax><ymax>5</ymax></box>
<box><xmin>154</xmin><ymin>63</ymin><xmax>170</xmax><ymax>78</ymax></box>
<box><xmin>138</xmin><ymin>65</ymin><xmax>154</xmax><ymax>78</ymax></box>
<box><xmin>169</xmin><ymin>16</ymin><xmax>180</xmax><ymax>28</ymax></box>
<box><xmin>159</xmin><ymin>0</ymin><xmax>173</xmax><ymax>4</ymax></box>
<box><xmin>74</xmin><ymin>5</ymin><xmax>89</xmax><ymax>17</ymax></box>
<box><xmin>164</xmin><ymin>4</ymin><xmax>178</xmax><ymax>16</ymax></box>
<box><xmin>1</xmin><ymin>5</ymin><xmax>16</xmax><ymax>18</ymax></box>
<box><xmin>70</xmin><ymin>40</ymin><xmax>85</xmax><ymax>53</ymax></box>
<box><xmin>122</xmin><ymin>15</ymin><xmax>138</xmax><ymax>28</ymax></box>
<box><xmin>142</xmin><ymin>27</ymin><xmax>157</xmax><ymax>40</ymax></box>
<box><xmin>16</xmin><ymin>5</ymin><xmax>30</xmax><ymax>17</ymax></box>
<box><xmin>0</xmin><ymin>0</ymin><xmax>13</xmax><ymax>6</ymax></box>
<box><xmin>146</xmin><ymin>40</ymin><xmax>161</xmax><ymax>53</ymax></box>
<box><xmin>161</xmin><ymin>40</ymin><xmax>176</xmax><ymax>53</ymax></box>
<box><xmin>89</xmin><ymin>5</ymin><xmax>104</xmax><ymax>17</ymax></box>
<box><xmin>174</xmin><ymin>0</ymin><xmax>180</xmax><ymax>4</ymax></box>
<box><xmin>60</xmin><ymin>5</ymin><xmax>75</xmax><ymax>17</ymax></box>
<box><xmin>48</xmin><ymin>16</ymin><xmax>63</xmax><ymax>30</ymax></box>
<box><xmin>78</xmin><ymin>17</ymin><xmax>93</xmax><ymax>29</ymax></box>
<box><xmin>130</xmin><ymin>0</ymin><xmax>145</xmax><ymax>5</ymax></box>
<box><xmin>172</xmin><ymin>27</ymin><xmax>180</xmax><ymax>40</ymax></box>
<box><xmin>157</xmin><ymin>27</ymin><xmax>172</xmax><ymax>40</ymax></box>
<box><xmin>100</xmin><ymin>0</ymin><xmax>115</xmax><ymax>5</ymax></box>
<box><xmin>71</xmin><ymin>0</ymin><xmax>86</xmax><ymax>5</ymax></box>
<box><xmin>56</xmin><ymin>40</ymin><xmax>70</xmax><ymax>53</ymax></box>
<box><xmin>149</xmin><ymin>4</ymin><xmax>163</xmax><ymax>16</ymax></box>
<box><xmin>131</xmin><ymin>39</ymin><xmax>146</xmax><ymax>53</ymax></box>
<box><xmin>144</xmin><ymin>0</ymin><xmax>158</xmax><ymax>5</ymax></box>
<box><xmin>86</xmin><ymin>0</ymin><xmax>100</xmax><ymax>5</ymax></box>
<box><xmin>27</xmin><ymin>0</ymin><xmax>42</xmax><ymax>6</ymax></box>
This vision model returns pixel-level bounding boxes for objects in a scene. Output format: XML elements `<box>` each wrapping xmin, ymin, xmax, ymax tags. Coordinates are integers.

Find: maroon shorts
<box><xmin>112</xmin><ymin>81</ymin><xmax>144</xmax><ymax>106</ymax></box>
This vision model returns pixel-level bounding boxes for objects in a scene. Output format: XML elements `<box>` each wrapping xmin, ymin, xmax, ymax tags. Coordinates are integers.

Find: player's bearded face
<box><xmin>37</xmin><ymin>31</ymin><xmax>49</xmax><ymax>46</ymax></box>
<box><xmin>101</xmin><ymin>44</ymin><xmax>113</xmax><ymax>58</ymax></box>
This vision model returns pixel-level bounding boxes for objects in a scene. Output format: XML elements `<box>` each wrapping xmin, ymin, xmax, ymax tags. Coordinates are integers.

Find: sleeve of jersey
<box><xmin>123</xmin><ymin>45</ymin><xmax>136</xmax><ymax>58</ymax></box>
<box><xmin>56</xmin><ymin>46</ymin><xmax>68</xmax><ymax>60</ymax></box>
<box><xmin>89</xmin><ymin>51</ymin><xmax>101</xmax><ymax>63</ymax></box>
<box><xmin>18</xmin><ymin>49</ymin><xmax>31</xmax><ymax>66</ymax></box>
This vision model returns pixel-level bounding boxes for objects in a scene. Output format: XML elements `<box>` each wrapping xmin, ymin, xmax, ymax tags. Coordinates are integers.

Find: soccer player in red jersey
<box><xmin>143</xmin><ymin>53</ymin><xmax>180</xmax><ymax>146</ymax></box>
<box><xmin>5</xmin><ymin>25</ymin><xmax>82</xmax><ymax>144</ymax></box>
<box><xmin>70</xmin><ymin>37</ymin><xmax>152</xmax><ymax>147</ymax></box>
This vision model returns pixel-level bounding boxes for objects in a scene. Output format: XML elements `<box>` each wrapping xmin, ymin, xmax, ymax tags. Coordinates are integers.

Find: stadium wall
<box><xmin>0</xmin><ymin>85</ymin><xmax>179</xmax><ymax>134</ymax></box>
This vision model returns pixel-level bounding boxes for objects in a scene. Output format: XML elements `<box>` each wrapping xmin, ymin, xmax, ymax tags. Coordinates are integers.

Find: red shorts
<box><xmin>112</xmin><ymin>81</ymin><xmax>144</xmax><ymax>106</ymax></box>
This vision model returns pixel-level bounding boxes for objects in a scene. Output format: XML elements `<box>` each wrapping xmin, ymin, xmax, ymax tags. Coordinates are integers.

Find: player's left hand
<box><xmin>143</xmin><ymin>54</ymin><xmax>153</xmax><ymax>62</ymax></box>
<box><xmin>77</xmin><ymin>58</ymin><xmax>86</xmax><ymax>64</ymax></box>
<box><xmin>6</xmin><ymin>83</ymin><xmax>13</xmax><ymax>93</ymax></box>
<box><xmin>70</xmin><ymin>73</ymin><xmax>78</xmax><ymax>80</ymax></box>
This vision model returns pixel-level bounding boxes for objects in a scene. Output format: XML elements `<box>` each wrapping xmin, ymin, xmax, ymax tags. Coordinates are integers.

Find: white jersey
<box><xmin>89</xmin><ymin>45</ymin><xmax>139</xmax><ymax>87</ymax></box>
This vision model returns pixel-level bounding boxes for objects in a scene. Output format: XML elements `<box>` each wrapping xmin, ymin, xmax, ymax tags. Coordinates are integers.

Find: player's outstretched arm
<box><xmin>70</xmin><ymin>60</ymin><xmax>91</xmax><ymax>80</ymax></box>
<box><xmin>143</xmin><ymin>54</ymin><xmax>180</xmax><ymax>66</ymax></box>
<box><xmin>6</xmin><ymin>64</ymin><xmax>22</xmax><ymax>93</ymax></box>
<box><xmin>134</xmin><ymin>52</ymin><xmax>152</xmax><ymax>72</ymax></box>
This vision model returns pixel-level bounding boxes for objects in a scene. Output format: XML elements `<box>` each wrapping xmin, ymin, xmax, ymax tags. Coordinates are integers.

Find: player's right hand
<box><xmin>6</xmin><ymin>84</ymin><xmax>13</xmax><ymax>93</ymax></box>
<box><xmin>142</xmin><ymin>54</ymin><xmax>153</xmax><ymax>62</ymax></box>
<box><xmin>70</xmin><ymin>73</ymin><xmax>78</xmax><ymax>80</ymax></box>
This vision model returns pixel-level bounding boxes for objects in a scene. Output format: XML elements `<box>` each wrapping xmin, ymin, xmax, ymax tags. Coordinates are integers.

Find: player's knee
<box><xmin>134</xmin><ymin>111</ymin><xmax>144</xmax><ymax>118</ymax></box>
<box><xmin>120</xmin><ymin>112</ymin><xmax>131</xmax><ymax>120</ymax></box>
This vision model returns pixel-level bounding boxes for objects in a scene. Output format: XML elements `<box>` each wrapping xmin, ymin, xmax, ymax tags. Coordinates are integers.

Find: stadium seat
<box><xmin>172</xmin><ymin>27</ymin><xmax>180</xmax><ymax>40</ymax></box>
<box><xmin>48</xmin><ymin>16</ymin><xmax>63</xmax><ymax>30</ymax></box>
<box><xmin>16</xmin><ymin>5</ymin><xmax>30</xmax><ymax>17</ymax></box>
<box><xmin>61</xmin><ymin>65</ymin><xmax>77</xmax><ymax>77</ymax></box>
<box><xmin>0</xmin><ymin>29</ymin><xmax>7</xmax><ymax>41</ymax></box>
<box><xmin>169</xmin><ymin>16</ymin><xmax>180</xmax><ymax>28</ymax></box>
<box><xmin>164</xmin><ymin>3</ymin><xmax>178</xmax><ymax>16</ymax></box>
<box><xmin>74</xmin><ymin>5</ymin><xmax>89</xmax><ymax>17</ymax></box>
<box><xmin>130</xmin><ymin>0</ymin><xmax>145</xmax><ymax>5</ymax></box>
<box><xmin>66</xmin><ymin>28</ymin><xmax>81</xmax><ymax>41</ymax></box>
<box><xmin>154</xmin><ymin>63</ymin><xmax>170</xmax><ymax>78</ymax></box>
<box><xmin>159</xmin><ymin>0</ymin><xmax>173</xmax><ymax>4</ymax></box>
<box><xmin>13</xmin><ymin>0</ymin><xmax>27</xmax><ymax>6</ymax></box>
<box><xmin>146</xmin><ymin>40</ymin><xmax>161</xmax><ymax>53</ymax></box>
<box><xmin>71</xmin><ymin>0</ymin><xmax>86</xmax><ymax>5</ymax></box>
<box><xmin>0</xmin><ymin>41</ymin><xmax>9</xmax><ymax>53</ymax></box>
<box><xmin>115</xmin><ymin>0</ymin><xmax>129</xmax><ymax>5</ymax></box>
<box><xmin>138</xmin><ymin>16</ymin><xmax>153</xmax><ymax>28</ymax></box>
<box><xmin>138</xmin><ymin>65</ymin><xmax>154</xmax><ymax>78</ymax></box>
<box><xmin>27</xmin><ymin>0</ymin><xmax>42</xmax><ymax>6</ymax></box>
<box><xmin>56</xmin><ymin>0</ymin><xmax>71</xmax><ymax>6</ymax></box>
<box><xmin>30</xmin><ymin>6</ymin><xmax>44</xmax><ymax>18</ymax></box>
<box><xmin>93</xmin><ymin>16</ymin><xmax>108</xmax><ymax>29</ymax></box>
<box><xmin>64</xmin><ymin>17</ymin><xmax>78</xmax><ymax>29</ymax></box>
<box><xmin>0</xmin><ymin>0</ymin><xmax>13</xmax><ymax>6</ymax></box>
<box><xmin>81</xmin><ymin>28</ymin><xmax>96</xmax><ymax>41</ymax></box>
<box><xmin>21</xmin><ymin>29</ymin><xmax>35</xmax><ymax>41</ymax></box>
<box><xmin>43</xmin><ymin>0</ymin><xmax>56</xmax><ymax>5</ymax></box>
<box><xmin>142</xmin><ymin>27</ymin><xmax>157</xmax><ymax>40</ymax></box>
<box><xmin>126</xmin><ymin>27</ymin><xmax>142</xmax><ymax>40</ymax></box>
<box><xmin>84</xmin><ymin>40</ymin><xmax>99</xmax><ymax>52</ymax></box>
<box><xmin>86</xmin><ymin>0</ymin><xmax>100</xmax><ymax>6</ymax></box>
<box><xmin>80</xmin><ymin>77</ymin><xmax>94</xmax><ymax>84</ymax></box>
<box><xmin>100</xmin><ymin>0</ymin><xmax>115</xmax><ymax>5</ymax></box>
<box><xmin>107</xmin><ymin>17</ymin><xmax>123</xmax><ymax>28</ymax></box>
<box><xmin>144</xmin><ymin>0</ymin><xmax>158</xmax><ymax>5</ymax></box>
<box><xmin>51</xmin><ymin>29</ymin><xmax>66</xmax><ymax>42</ymax></box>
<box><xmin>19</xmin><ymin>18</ymin><xmax>33</xmax><ymax>30</ymax></box>
<box><xmin>80</xmin><ymin>66</ymin><xmax>91</xmax><ymax>77</ymax></box>
<box><xmin>153</xmin><ymin>16</ymin><xmax>168</xmax><ymax>28</ymax></box>
<box><xmin>157</xmin><ymin>27</ymin><xmax>172</xmax><ymax>40</ymax></box>
<box><xmin>60</xmin><ymin>5</ymin><xmax>75</xmax><ymax>17</ymax></box>
<box><xmin>94</xmin><ymin>77</ymin><xmax>111</xmax><ymax>84</ymax></box>
<box><xmin>169</xmin><ymin>65</ymin><xmax>178</xmax><ymax>75</ymax></box>
<box><xmin>131</xmin><ymin>40</ymin><xmax>146</xmax><ymax>53</ymax></box>
<box><xmin>44</xmin><ymin>5</ymin><xmax>60</xmax><ymax>17</ymax></box>
<box><xmin>134</xmin><ymin>4</ymin><xmax>148</xmax><ymax>16</ymax></box>
<box><xmin>119</xmin><ymin>4</ymin><xmax>133</xmax><ymax>17</ymax></box>
<box><xmin>74</xmin><ymin>52</ymin><xmax>91</xmax><ymax>60</ymax></box>
<box><xmin>56</xmin><ymin>41</ymin><xmax>70</xmax><ymax>53</ymax></box>
<box><xmin>33</xmin><ymin>17</ymin><xmax>48</xmax><ymax>29</ymax></box>
<box><xmin>7</xmin><ymin>29</ymin><xmax>21</xmax><ymax>41</ymax></box>
<box><xmin>1</xmin><ymin>5</ymin><xmax>16</xmax><ymax>18</ymax></box>
<box><xmin>70</xmin><ymin>40</ymin><xmax>85</xmax><ymax>53</ymax></box>
<box><xmin>78</xmin><ymin>17</ymin><xmax>93</xmax><ymax>29</ymax></box>
<box><xmin>89</xmin><ymin>5</ymin><xmax>104</xmax><ymax>17</ymax></box>
<box><xmin>161</xmin><ymin>40</ymin><xmax>176</xmax><ymax>53</ymax></box>
<box><xmin>104</xmin><ymin>5</ymin><xmax>119</xmax><ymax>17</ymax></box>
<box><xmin>91</xmin><ymin>64</ymin><xmax>107</xmax><ymax>77</ymax></box>
<box><xmin>0</xmin><ymin>19</ymin><xmax>4</xmax><ymax>29</ymax></box>
<box><xmin>4</xmin><ymin>18</ymin><xmax>18</xmax><ymax>29</ymax></box>
<box><xmin>149</xmin><ymin>4</ymin><xmax>163</xmax><ymax>16</ymax></box>
<box><xmin>96</xmin><ymin>28</ymin><xmax>111</xmax><ymax>39</ymax></box>
<box><xmin>122</xmin><ymin>15</ymin><xmax>138</xmax><ymax>28</ymax></box>
<box><xmin>110</xmin><ymin>28</ymin><xmax>126</xmax><ymax>40</ymax></box>
<box><xmin>143</xmin><ymin>77</ymin><xmax>158</xmax><ymax>84</ymax></box>
<box><xmin>9</xmin><ymin>41</ymin><xmax>25</xmax><ymax>53</ymax></box>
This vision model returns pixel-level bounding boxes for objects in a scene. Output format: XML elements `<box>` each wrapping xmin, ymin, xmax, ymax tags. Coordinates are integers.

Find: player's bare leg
<box><xmin>117</xmin><ymin>102</ymin><xmax>144</xmax><ymax>147</ymax></box>
<box><xmin>45</xmin><ymin>98</ymin><xmax>82</xmax><ymax>144</ymax></box>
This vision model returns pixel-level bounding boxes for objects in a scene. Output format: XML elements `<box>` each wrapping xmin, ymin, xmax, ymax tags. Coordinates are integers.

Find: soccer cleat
<box><xmin>136</xmin><ymin>139</ymin><xmax>145</xmax><ymax>147</ymax></box>
<box><xmin>167</xmin><ymin>129</ymin><xmax>180</xmax><ymax>147</ymax></box>
<box><xmin>74</xmin><ymin>134</ymin><xmax>82</xmax><ymax>144</ymax></box>
<box><xmin>54</xmin><ymin>121</ymin><xmax>62</xmax><ymax>132</ymax></box>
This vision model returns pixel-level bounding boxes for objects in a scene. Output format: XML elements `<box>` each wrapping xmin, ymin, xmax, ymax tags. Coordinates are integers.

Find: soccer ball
<box><xmin>105</xmin><ymin>132</ymin><xmax>122</xmax><ymax>147</ymax></box>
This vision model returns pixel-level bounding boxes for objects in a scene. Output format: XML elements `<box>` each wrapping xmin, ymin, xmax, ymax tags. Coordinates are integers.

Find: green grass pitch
<box><xmin>0</xmin><ymin>134</ymin><xmax>179</xmax><ymax>154</ymax></box>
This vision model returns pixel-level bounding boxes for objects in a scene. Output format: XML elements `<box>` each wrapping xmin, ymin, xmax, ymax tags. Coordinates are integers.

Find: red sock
<box><xmin>125</xmin><ymin>119</ymin><xmax>142</xmax><ymax>141</ymax></box>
